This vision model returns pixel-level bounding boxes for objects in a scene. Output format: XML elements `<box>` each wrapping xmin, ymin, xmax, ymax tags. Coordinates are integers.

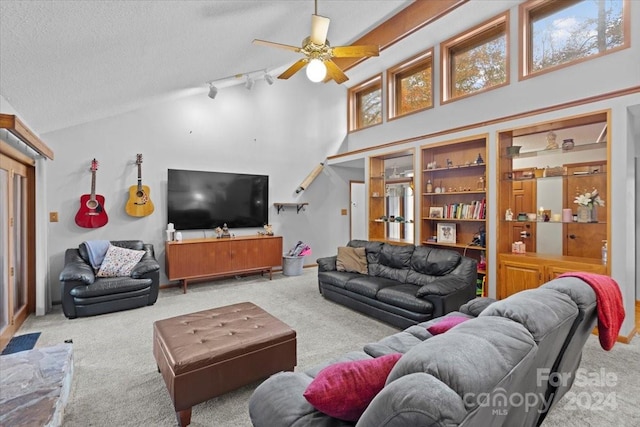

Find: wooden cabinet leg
<box><xmin>182</xmin><ymin>280</ymin><xmax>187</xmax><ymax>294</ymax></box>
<box><xmin>176</xmin><ymin>407</ymin><xmax>191</xmax><ymax>427</ymax></box>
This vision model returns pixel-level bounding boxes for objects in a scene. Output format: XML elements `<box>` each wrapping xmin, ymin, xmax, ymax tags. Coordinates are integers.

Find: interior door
<box><xmin>0</xmin><ymin>153</ymin><xmax>30</xmax><ymax>350</ymax></box>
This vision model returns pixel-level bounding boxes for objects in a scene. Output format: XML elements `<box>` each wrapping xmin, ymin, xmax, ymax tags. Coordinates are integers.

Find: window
<box><xmin>520</xmin><ymin>0</ymin><xmax>628</xmax><ymax>78</ymax></box>
<box><xmin>441</xmin><ymin>12</ymin><xmax>509</xmax><ymax>103</ymax></box>
<box><xmin>348</xmin><ymin>75</ymin><xmax>382</xmax><ymax>132</ymax></box>
<box><xmin>388</xmin><ymin>49</ymin><xmax>434</xmax><ymax>120</ymax></box>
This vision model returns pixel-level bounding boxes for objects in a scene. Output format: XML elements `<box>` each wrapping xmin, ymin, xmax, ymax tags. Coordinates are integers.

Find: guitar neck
<box><xmin>90</xmin><ymin>170</ymin><xmax>97</xmax><ymax>201</ymax></box>
<box><xmin>137</xmin><ymin>162</ymin><xmax>143</xmax><ymax>191</ymax></box>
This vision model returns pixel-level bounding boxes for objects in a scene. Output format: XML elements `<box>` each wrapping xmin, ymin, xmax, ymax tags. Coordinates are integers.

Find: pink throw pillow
<box><xmin>427</xmin><ymin>315</ymin><xmax>469</xmax><ymax>335</ymax></box>
<box><xmin>303</xmin><ymin>353</ymin><xmax>403</xmax><ymax>421</ymax></box>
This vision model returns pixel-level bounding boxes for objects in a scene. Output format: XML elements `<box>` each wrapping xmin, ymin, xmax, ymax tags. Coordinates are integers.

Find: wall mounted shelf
<box><xmin>274</xmin><ymin>202</ymin><xmax>308</xmax><ymax>214</ymax></box>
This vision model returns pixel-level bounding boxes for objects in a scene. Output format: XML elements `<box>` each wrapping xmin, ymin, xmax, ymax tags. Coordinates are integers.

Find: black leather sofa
<box><xmin>59</xmin><ymin>240</ymin><xmax>160</xmax><ymax>319</ymax></box>
<box><xmin>317</xmin><ymin>240</ymin><xmax>477</xmax><ymax>328</ymax></box>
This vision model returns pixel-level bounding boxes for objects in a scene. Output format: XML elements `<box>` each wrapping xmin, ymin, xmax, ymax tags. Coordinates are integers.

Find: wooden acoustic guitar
<box><xmin>75</xmin><ymin>158</ymin><xmax>108</xmax><ymax>228</ymax></box>
<box><xmin>125</xmin><ymin>154</ymin><xmax>154</xmax><ymax>217</ymax></box>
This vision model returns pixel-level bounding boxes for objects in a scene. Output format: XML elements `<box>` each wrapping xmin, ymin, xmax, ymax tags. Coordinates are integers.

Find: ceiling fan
<box><xmin>252</xmin><ymin>0</ymin><xmax>379</xmax><ymax>84</ymax></box>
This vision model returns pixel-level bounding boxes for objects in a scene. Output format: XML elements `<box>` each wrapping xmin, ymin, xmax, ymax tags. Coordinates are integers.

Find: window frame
<box><xmin>519</xmin><ymin>0</ymin><xmax>630</xmax><ymax>80</ymax></box>
<box><xmin>348</xmin><ymin>74</ymin><xmax>383</xmax><ymax>133</ymax></box>
<box><xmin>387</xmin><ymin>48</ymin><xmax>434</xmax><ymax>121</ymax></box>
<box><xmin>440</xmin><ymin>11</ymin><xmax>510</xmax><ymax>105</ymax></box>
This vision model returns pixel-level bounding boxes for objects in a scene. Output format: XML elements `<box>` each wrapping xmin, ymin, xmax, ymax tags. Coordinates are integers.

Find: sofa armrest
<box><xmin>357</xmin><ymin>372</ymin><xmax>466</xmax><ymax>426</ymax></box>
<box><xmin>459</xmin><ymin>297</ymin><xmax>497</xmax><ymax>317</ymax></box>
<box><xmin>317</xmin><ymin>255</ymin><xmax>337</xmax><ymax>272</ymax></box>
<box><xmin>416</xmin><ymin>277</ymin><xmax>470</xmax><ymax>297</ymax></box>
<box><xmin>417</xmin><ymin>277</ymin><xmax>477</xmax><ymax>318</ymax></box>
<box><xmin>131</xmin><ymin>244</ymin><xmax>160</xmax><ymax>278</ymax></box>
<box><xmin>59</xmin><ymin>248</ymin><xmax>95</xmax><ymax>285</ymax></box>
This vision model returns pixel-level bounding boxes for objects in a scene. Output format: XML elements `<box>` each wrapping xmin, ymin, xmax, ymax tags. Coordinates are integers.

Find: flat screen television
<box><xmin>167</xmin><ymin>169</ymin><xmax>268</xmax><ymax>230</ymax></box>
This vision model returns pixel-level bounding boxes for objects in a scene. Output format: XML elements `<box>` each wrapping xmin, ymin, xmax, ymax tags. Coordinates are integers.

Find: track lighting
<box><xmin>245</xmin><ymin>76</ymin><xmax>255</xmax><ymax>90</ymax></box>
<box><xmin>206</xmin><ymin>69</ymin><xmax>273</xmax><ymax>98</ymax></box>
<box><xmin>208</xmin><ymin>84</ymin><xmax>218</xmax><ymax>99</ymax></box>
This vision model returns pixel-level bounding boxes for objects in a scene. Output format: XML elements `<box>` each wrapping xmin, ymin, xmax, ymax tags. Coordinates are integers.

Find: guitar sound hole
<box><xmin>86</xmin><ymin>200</ymin><xmax>98</xmax><ymax>210</ymax></box>
<box><xmin>136</xmin><ymin>190</ymin><xmax>144</xmax><ymax>197</ymax></box>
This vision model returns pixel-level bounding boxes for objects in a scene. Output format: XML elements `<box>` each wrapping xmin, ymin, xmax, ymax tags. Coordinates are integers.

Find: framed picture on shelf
<box><xmin>429</xmin><ymin>206</ymin><xmax>444</xmax><ymax>219</ymax></box>
<box><xmin>437</xmin><ymin>223</ymin><xmax>456</xmax><ymax>244</ymax></box>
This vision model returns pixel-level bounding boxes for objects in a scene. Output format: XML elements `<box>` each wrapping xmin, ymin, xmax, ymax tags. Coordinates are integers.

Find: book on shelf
<box><xmin>442</xmin><ymin>199</ymin><xmax>485</xmax><ymax>219</ymax></box>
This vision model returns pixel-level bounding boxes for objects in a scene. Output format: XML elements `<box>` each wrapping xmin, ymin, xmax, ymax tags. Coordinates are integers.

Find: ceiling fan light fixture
<box><xmin>208</xmin><ymin>84</ymin><xmax>218</xmax><ymax>99</ymax></box>
<box><xmin>306</xmin><ymin>58</ymin><xmax>327</xmax><ymax>83</ymax></box>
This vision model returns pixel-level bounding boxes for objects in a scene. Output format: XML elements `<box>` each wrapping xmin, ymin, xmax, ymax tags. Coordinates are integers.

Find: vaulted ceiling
<box><xmin>0</xmin><ymin>0</ymin><xmax>415</xmax><ymax>134</ymax></box>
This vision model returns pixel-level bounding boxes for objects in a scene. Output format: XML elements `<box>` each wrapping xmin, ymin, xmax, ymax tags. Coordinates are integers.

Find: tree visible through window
<box><xmin>451</xmin><ymin>34</ymin><xmax>506</xmax><ymax>98</ymax></box>
<box><xmin>395</xmin><ymin>61</ymin><xmax>433</xmax><ymax>117</ymax></box>
<box><xmin>357</xmin><ymin>86</ymin><xmax>382</xmax><ymax>128</ymax></box>
<box><xmin>529</xmin><ymin>0</ymin><xmax>625</xmax><ymax>73</ymax></box>
<box><xmin>349</xmin><ymin>75</ymin><xmax>382</xmax><ymax>131</ymax></box>
<box><xmin>442</xmin><ymin>13</ymin><xmax>509</xmax><ymax>102</ymax></box>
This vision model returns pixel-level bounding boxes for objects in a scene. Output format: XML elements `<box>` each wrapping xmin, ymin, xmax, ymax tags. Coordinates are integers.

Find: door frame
<box><xmin>0</xmin><ymin>142</ymin><xmax>36</xmax><ymax>351</ymax></box>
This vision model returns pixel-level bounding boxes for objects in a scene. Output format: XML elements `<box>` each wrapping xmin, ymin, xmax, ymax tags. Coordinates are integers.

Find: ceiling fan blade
<box><xmin>310</xmin><ymin>14</ymin><xmax>330</xmax><ymax>45</ymax></box>
<box><xmin>324</xmin><ymin>59</ymin><xmax>349</xmax><ymax>84</ymax></box>
<box><xmin>278</xmin><ymin>59</ymin><xmax>308</xmax><ymax>80</ymax></box>
<box><xmin>253</xmin><ymin>39</ymin><xmax>301</xmax><ymax>53</ymax></box>
<box><xmin>332</xmin><ymin>45</ymin><xmax>380</xmax><ymax>58</ymax></box>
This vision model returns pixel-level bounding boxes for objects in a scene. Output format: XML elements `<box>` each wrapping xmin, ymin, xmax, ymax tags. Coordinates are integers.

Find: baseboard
<box><xmin>592</xmin><ymin>326</ymin><xmax>637</xmax><ymax>345</ymax></box>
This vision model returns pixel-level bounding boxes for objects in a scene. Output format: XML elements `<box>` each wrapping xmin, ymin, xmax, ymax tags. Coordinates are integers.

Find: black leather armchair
<box><xmin>59</xmin><ymin>240</ymin><xmax>160</xmax><ymax>319</ymax></box>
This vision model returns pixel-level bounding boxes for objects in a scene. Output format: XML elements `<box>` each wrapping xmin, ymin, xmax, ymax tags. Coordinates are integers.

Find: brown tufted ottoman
<box><xmin>153</xmin><ymin>302</ymin><xmax>296</xmax><ymax>426</ymax></box>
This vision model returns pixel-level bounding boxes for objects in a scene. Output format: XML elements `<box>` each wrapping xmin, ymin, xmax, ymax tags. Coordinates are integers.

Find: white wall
<box><xmin>42</xmin><ymin>75</ymin><xmax>358</xmax><ymax>300</ymax></box>
<box><xmin>336</xmin><ymin>0</ymin><xmax>639</xmax><ymax>337</ymax></box>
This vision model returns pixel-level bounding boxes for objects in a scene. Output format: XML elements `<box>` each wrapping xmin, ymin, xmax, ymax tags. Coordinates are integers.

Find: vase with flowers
<box><xmin>574</xmin><ymin>188</ymin><xmax>604</xmax><ymax>223</ymax></box>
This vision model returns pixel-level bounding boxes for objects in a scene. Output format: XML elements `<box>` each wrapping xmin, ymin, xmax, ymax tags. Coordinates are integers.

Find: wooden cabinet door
<box><xmin>564</xmin><ymin>223</ymin><xmax>606</xmax><ymax>259</ymax></box>
<box><xmin>228</xmin><ymin>240</ymin><xmax>251</xmax><ymax>271</ymax></box>
<box><xmin>545</xmin><ymin>263</ymin><xmax>607</xmax><ymax>281</ymax></box>
<box><xmin>499</xmin><ymin>259</ymin><xmax>543</xmax><ymax>299</ymax></box>
<box><xmin>228</xmin><ymin>237</ymin><xmax>283</xmax><ymax>270</ymax></box>
<box><xmin>261</xmin><ymin>237</ymin><xmax>283</xmax><ymax>267</ymax></box>
<box><xmin>510</xmin><ymin>179</ymin><xmax>537</xmax><ymax>252</ymax></box>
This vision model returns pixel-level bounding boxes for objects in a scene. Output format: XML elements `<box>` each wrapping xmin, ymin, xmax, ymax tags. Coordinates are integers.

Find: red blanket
<box><xmin>559</xmin><ymin>272</ymin><xmax>625</xmax><ymax>350</ymax></box>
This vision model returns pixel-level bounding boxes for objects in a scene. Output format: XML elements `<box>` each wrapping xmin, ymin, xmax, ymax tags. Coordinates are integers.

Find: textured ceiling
<box><xmin>0</xmin><ymin>0</ymin><xmax>413</xmax><ymax>134</ymax></box>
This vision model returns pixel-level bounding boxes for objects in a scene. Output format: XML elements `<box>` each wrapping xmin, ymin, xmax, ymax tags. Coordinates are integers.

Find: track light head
<box><xmin>245</xmin><ymin>76</ymin><xmax>255</xmax><ymax>90</ymax></box>
<box><xmin>208</xmin><ymin>84</ymin><xmax>218</xmax><ymax>99</ymax></box>
<box><xmin>264</xmin><ymin>73</ymin><xmax>274</xmax><ymax>85</ymax></box>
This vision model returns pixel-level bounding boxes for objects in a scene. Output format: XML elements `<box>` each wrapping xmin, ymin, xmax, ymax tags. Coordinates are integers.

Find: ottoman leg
<box><xmin>176</xmin><ymin>407</ymin><xmax>191</xmax><ymax>427</ymax></box>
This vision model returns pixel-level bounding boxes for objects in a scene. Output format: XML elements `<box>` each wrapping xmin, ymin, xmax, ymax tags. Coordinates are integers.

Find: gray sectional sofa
<box><xmin>249</xmin><ymin>276</ymin><xmax>599</xmax><ymax>427</ymax></box>
<box><xmin>316</xmin><ymin>240</ymin><xmax>478</xmax><ymax>328</ymax></box>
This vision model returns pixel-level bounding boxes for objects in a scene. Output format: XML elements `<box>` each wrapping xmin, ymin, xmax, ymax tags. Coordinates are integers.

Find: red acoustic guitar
<box><xmin>75</xmin><ymin>158</ymin><xmax>108</xmax><ymax>228</ymax></box>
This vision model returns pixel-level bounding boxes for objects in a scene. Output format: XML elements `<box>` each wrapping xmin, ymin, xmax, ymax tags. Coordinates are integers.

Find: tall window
<box><xmin>388</xmin><ymin>49</ymin><xmax>433</xmax><ymax>120</ymax></box>
<box><xmin>348</xmin><ymin>75</ymin><xmax>382</xmax><ymax>132</ymax></box>
<box><xmin>441</xmin><ymin>12</ymin><xmax>509</xmax><ymax>103</ymax></box>
<box><xmin>521</xmin><ymin>0</ymin><xmax>628</xmax><ymax>78</ymax></box>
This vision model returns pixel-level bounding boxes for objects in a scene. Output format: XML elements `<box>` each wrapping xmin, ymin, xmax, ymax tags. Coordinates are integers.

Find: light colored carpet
<box><xmin>14</xmin><ymin>268</ymin><xmax>639</xmax><ymax>426</ymax></box>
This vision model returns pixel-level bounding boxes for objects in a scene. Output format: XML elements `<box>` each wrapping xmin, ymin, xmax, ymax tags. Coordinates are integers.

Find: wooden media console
<box><xmin>165</xmin><ymin>235</ymin><xmax>283</xmax><ymax>293</ymax></box>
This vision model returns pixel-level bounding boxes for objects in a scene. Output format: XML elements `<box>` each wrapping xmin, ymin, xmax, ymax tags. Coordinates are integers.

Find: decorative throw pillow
<box><xmin>427</xmin><ymin>316</ymin><xmax>470</xmax><ymax>335</ymax></box>
<box><xmin>303</xmin><ymin>353</ymin><xmax>402</xmax><ymax>421</ymax></box>
<box><xmin>96</xmin><ymin>245</ymin><xmax>145</xmax><ymax>277</ymax></box>
<box><xmin>336</xmin><ymin>246</ymin><xmax>368</xmax><ymax>274</ymax></box>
